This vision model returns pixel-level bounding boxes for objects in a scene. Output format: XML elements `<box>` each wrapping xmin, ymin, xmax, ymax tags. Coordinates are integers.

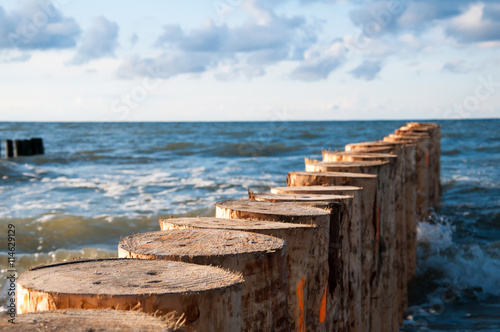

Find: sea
<box><xmin>0</xmin><ymin>120</ymin><xmax>499</xmax><ymax>331</ymax></box>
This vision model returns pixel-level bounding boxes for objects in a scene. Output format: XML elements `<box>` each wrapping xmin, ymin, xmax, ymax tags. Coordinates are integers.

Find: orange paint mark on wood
<box><xmin>426</xmin><ymin>151</ymin><xmax>430</xmax><ymax>167</ymax></box>
<box><xmin>320</xmin><ymin>283</ymin><xmax>327</xmax><ymax>323</ymax></box>
<box><xmin>297</xmin><ymin>277</ymin><xmax>306</xmax><ymax>332</ymax></box>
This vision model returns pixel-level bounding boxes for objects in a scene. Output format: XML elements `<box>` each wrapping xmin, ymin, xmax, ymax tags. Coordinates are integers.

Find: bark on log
<box><xmin>215</xmin><ymin>200</ymin><xmax>331</xmax><ymax>332</ymax></box>
<box><xmin>119</xmin><ymin>229</ymin><xmax>288</xmax><ymax>332</ymax></box>
<box><xmin>159</xmin><ymin>217</ymin><xmax>314</xmax><ymax>332</ymax></box>
<box><xmin>302</xmin><ymin>161</ymin><xmax>398</xmax><ymax>332</ymax></box>
<box><xmin>251</xmin><ymin>193</ymin><xmax>361</xmax><ymax>332</ymax></box>
<box><xmin>286</xmin><ymin>171</ymin><xmax>381</xmax><ymax>332</ymax></box>
<box><xmin>0</xmin><ymin>309</ymin><xmax>183</xmax><ymax>332</ymax></box>
<box><xmin>16</xmin><ymin>258</ymin><xmax>243</xmax><ymax>332</ymax></box>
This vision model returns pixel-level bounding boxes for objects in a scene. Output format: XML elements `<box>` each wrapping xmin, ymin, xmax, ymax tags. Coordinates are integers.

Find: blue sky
<box><xmin>0</xmin><ymin>0</ymin><xmax>499</xmax><ymax>121</ymax></box>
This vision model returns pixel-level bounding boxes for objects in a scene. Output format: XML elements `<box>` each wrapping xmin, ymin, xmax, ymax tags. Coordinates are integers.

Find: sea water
<box><xmin>0</xmin><ymin>120</ymin><xmax>499</xmax><ymax>330</ymax></box>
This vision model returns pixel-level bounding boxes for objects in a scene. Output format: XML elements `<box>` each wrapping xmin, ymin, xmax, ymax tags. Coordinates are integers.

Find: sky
<box><xmin>0</xmin><ymin>0</ymin><xmax>499</xmax><ymax>121</ymax></box>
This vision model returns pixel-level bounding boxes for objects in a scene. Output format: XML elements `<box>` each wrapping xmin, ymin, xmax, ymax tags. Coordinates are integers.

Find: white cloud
<box><xmin>446</xmin><ymin>3</ymin><xmax>500</xmax><ymax>43</ymax></box>
<box><xmin>350</xmin><ymin>60</ymin><xmax>382</xmax><ymax>80</ymax></box>
<box><xmin>117</xmin><ymin>0</ymin><xmax>317</xmax><ymax>80</ymax></box>
<box><xmin>0</xmin><ymin>0</ymin><xmax>80</xmax><ymax>52</ymax></box>
<box><xmin>70</xmin><ymin>16</ymin><xmax>119</xmax><ymax>65</ymax></box>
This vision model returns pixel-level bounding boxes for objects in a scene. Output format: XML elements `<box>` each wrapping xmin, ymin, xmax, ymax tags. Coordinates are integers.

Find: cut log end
<box><xmin>215</xmin><ymin>200</ymin><xmax>330</xmax><ymax>218</ymax></box>
<box><xmin>119</xmin><ymin>229</ymin><xmax>285</xmax><ymax>259</ymax></box>
<box><xmin>160</xmin><ymin>217</ymin><xmax>314</xmax><ymax>232</ymax></box>
<box><xmin>271</xmin><ymin>185</ymin><xmax>362</xmax><ymax>195</ymax></box>
<box><xmin>18</xmin><ymin>258</ymin><xmax>243</xmax><ymax>297</ymax></box>
<box><xmin>251</xmin><ymin>193</ymin><xmax>353</xmax><ymax>203</ymax></box>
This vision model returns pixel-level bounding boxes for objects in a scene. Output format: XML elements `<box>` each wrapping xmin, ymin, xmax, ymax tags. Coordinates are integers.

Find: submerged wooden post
<box><xmin>320</xmin><ymin>151</ymin><xmax>408</xmax><ymax>323</ymax></box>
<box><xmin>4</xmin><ymin>139</ymin><xmax>13</xmax><ymax>158</ymax></box>
<box><xmin>286</xmin><ymin>171</ymin><xmax>381</xmax><ymax>332</ymax></box>
<box><xmin>215</xmin><ymin>200</ymin><xmax>331</xmax><ymax>332</ymax></box>
<box><xmin>250</xmin><ymin>192</ymin><xmax>361</xmax><ymax>332</ymax></box>
<box><xmin>14</xmin><ymin>139</ymin><xmax>24</xmax><ymax>157</ymax></box>
<box><xmin>30</xmin><ymin>138</ymin><xmax>45</xmax><ymax>155</ymax></box>
<box><xmin>16</xmin><ymin>258</ymin><xmax>243</xmax><ymax>331</ymax></box>
<box><xmin>23</xmin><ymin>139</ymin><xmax>34</xmax><ymax>156</ymax></box>
<box><xmin>0</xmin><ymin>309</ymin><xmax>182</xmax><ymax>332</ymax></box>
<box><xmin>159</xmin><ymin>217</ymin><xmax>314</xmax><ymax>332</ymax></box>
<box><xmin>119</xmin><ymin>229</ymin><xmax>288</xmax><ymax>332</ymax></box>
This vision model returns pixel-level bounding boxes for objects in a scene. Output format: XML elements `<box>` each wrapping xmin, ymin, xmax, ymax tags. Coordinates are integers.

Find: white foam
<box><xmin>417</xmin><ymin>215</ymin><xmax>500</xmax><ymax>298</ymax></box>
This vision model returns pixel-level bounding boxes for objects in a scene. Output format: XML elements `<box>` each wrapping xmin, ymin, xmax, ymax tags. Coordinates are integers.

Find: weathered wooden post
<box><xmin>249</xmin><ymin>192</ymin><xmax>361</xmax><ymax>332</ymax></box>
<box><xmin>399</xmin><ymin>123</ymin><xmax>441</xmax><ymax>205</ymax></box>
<box><xmin>384</xmin><ymin>133</ymin><xmax>431</xmax><ymax>220</ymax></box>
<box><xmin>302</xmin><ymin>160</ymin><xmax>398</xmax><ymax>332</ymax></box>
<box><xmin>1</xmin><ymin>309</ymin><xmax>182</xmax><ymax>331</ymax></box>
<box><xmin>23</xmin><ymin>139</ymin><xmax>34</xmax><ymax>156</ymax></box>
<box><xmin>159</xmin><ymin>217</ymin><xmax>315</xmax><ymax>332</ymax></box>
<box><xmin>4</xmin><ymin>139</ymin><xmax>13</xmax><ymax>158</ymax></box>
<box><xmin>119</xmin><ymin>229</ymin><xmax>288</xmax><ymax>332</ymax></box>
<box><xmin>30</xmin><ymin>138</ymin><xmax>45</xmax><ymax>155</ymax></box>
<box><xmin>215</xmin><ymin>201</ymin><xmax>331</xmax><ymax>332</ymax></box>
<box><xmin>16</xmin><ymin>258</ymin><xmax>243</xmax><ymax>332</ymax></box>
<box><xmin>268</xmin><ymin>185</ymin><xmax>366</xmax><ymax>330</ymax></box>
<box><xmin>319</xmin><ymin>151</ymin><xmax>408</xmax><ymax>324</ymax></box>
<box><xmin>14</xmin><ymin>139</ymin><xmax>24</xmax><ymax>157</ymax></box>
<box><xmin>345</xmin><ymin>141</ymin><xmax>418</xmax><ymax>281</ymax></box>
<box><xmin>286</xmin><ymin>171</ymin><xmax>381</xmax><ymax>332</ymax></box>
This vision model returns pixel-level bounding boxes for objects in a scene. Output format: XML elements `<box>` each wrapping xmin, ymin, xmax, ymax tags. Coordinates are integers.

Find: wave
<box><xmin>415</xmin><ymin>214</ymin><xmax>500</xmax><ymax>299</ymax></box>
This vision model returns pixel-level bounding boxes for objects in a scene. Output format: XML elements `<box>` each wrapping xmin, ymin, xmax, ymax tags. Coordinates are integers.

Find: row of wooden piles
<box><xmin>14</xmin><ymin>122</ymin><xmax>441</xmax><ymax>332</ymax></box>
<box><xmin>2</xmin><ymin>138</ymin><xmax>44</xmax><ymax>158</ymax></box>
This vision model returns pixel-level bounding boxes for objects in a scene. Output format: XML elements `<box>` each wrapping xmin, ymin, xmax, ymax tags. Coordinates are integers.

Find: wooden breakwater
<box><xmin>15</xmin><ymin>122</ymin><xmax>440</xmax><ymax>331</ymax></box>
<box><xmin>2</xmin><ymin>138</ymin><xmax>44</xmax><ymax>158</ymax></box>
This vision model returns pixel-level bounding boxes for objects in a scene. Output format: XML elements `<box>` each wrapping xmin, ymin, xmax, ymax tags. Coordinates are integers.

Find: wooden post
<box><xmin>1</xmin><ymin>309</ymin><xmax>183</xmax><ymax>331</ymax></box>
<box><xmin>24</xmin><ymin>139</ymin><xmax>34</xmax><ymax>156</ymax></box>
<box><xmin>4</xmin><ymin>139</ymin><xmax>13</xmax><ymax>158</ymax></box>
<box><xmin>384</xmin><ymin>134</ymin><xmax>431</xmax><ymax>221</ymax></box>
<box><xmin>17</xmin><ymin>258</ymin><xmax>243</xmax><ymax>331</ymax></box>
<box><xmin>394</xmin><ymin>130</ymin><xmax>436</xmax><ymax>207</ymax></box>
<box><xmin>159</xmin><ymin>217</ymin><xmax>315</xmax><ymax>332</ymax></box>
<box><xmin>119</xmin><ymin>229</ymin><xmax>288</xmax><ymax>332</ymax></box>
<box><xmin>30</xmin><ymin>138</ymin><xmax>44</xmax><ymax>155</ymax></box>
<box><xmin>14</xmin><ymin>139</ymin><xmax>24</xmax><ymax>157</ymax></box>
<box><xmin>286</xmin><ymin>171</ymin><xmax>381</xmax><ymax>332</ymax></box>
<box><xmin>215</xmin><ymin>200</ymin><xmax>331</xmax><ymax>332</ymax></box>
<box><xmin>269</xmin><ymin>185</ymin><xmax>366</xmax><ymax>330</ymax></box>
<box><xmin>345</xmin><ymin>141</ymin><xmax>418</xmax><ymax>282</ymax></box>
<box><xmin>302</xmin><ymin>160</ymin><xmax>398</xmax><ymax>332</ymax></box>
<box><xmin>319</xmin><ymin>151</ymin><xmax>408</xmax><ymax>324</ymax></box>
<box><xmin>400</xmin><ymin>123</ymin><xmax>441</xmax><ymax>205</ymax></box>
<box><xmin>250</xmin><ymin>192</ymin><xmax>361</xmax><ymax>332</ymax></box>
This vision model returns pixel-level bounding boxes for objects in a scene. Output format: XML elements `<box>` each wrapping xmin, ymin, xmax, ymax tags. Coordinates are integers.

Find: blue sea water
<box><xmin>0</xmin><ymin>120</ymin><xmax>499</xmax><ymax>330</ymax></box>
